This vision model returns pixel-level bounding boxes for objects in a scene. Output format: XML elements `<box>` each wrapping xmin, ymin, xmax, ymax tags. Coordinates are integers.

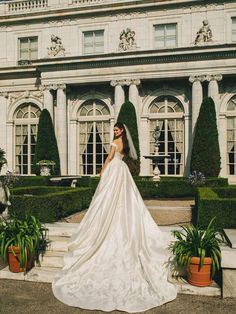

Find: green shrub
<box><xmin>12</xmin><ymin>176</ymin><xmax>50</xmax><ymax>188</ymax></box>
<box><xmin>196</xmin><ymin>187</ymin><xmax>236</xmax><ymax>229</ymax></box>
<box><xmin>116</xmin><ymin>101</ymin><xmax>140</xmax><ymax>175</ymax></box>
<box><xmin>190</xmin><ymin>97</ymin><xmax>221</xmax><ymax>177</ymax></box>
<box><xmin>12</xmin><ymin>186</ymin><xmax>72</xmax><ymax>195</ymax></box>
<box><xmin>80</xmin><ymin>176</ymin><xmax>228</xmax><ymax>199</ymax></box>
<box><xmin>33</xmin><ymin>109</ymin><xmax>60</xmax><ymax>175</ymax></box>
<box><xmin>213</xmin><ymin>187</ymin><xmax>236</xmax><ymax>198</ymax></box>
<box><xmin>9</xmin><ymin>187</ymin><xmax>92</xmax><ymax>223</ymax></box>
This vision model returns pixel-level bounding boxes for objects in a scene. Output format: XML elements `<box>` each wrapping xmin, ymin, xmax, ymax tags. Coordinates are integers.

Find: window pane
<box><xmin>149</xmin><ymin>97</ymin><xmax>184</xmax><ymax>176</ymax></box>
<box><xmin>154</xmin><ymin>23</ymin><xmax>177</xmax><ymax>48</ymax></box>
<box><xmin>83</xmin><ymin>30</ymin><xmax>104</xmax><ymax>54</ymax></box>
<box><xmin>232</xmin><ymin>18</ymin><xmax>236</xmax><ymax>42</ymax></box>
<box><xmin>19</xmin><ymin>37</ymin><xmax>38</xmax><ymax>60</ymax></box>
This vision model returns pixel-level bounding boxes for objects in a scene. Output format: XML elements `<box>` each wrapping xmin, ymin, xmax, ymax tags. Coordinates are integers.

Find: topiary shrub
<box><xmin>190</xmin><ymin>97</ymin><xmax>221</xmax><ymax>177</ymax></box>
<box><xmin>33</xmin><ymin>109</ymin><xmax>60</xmax><ymax>175</ymax></box>
<box><xmin>116</xmin><ymin>101</ymin><xmax>140</xmax><ymax>175</ymax></box>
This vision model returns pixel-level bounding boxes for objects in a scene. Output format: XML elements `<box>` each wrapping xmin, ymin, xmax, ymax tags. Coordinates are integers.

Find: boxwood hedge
<box><xmin>195</xmin><ymin>187</ymin><xmax>236</xmax><ymax>229</ymax></box>
<box><xmin>9</xmin><ymin>186</ymin><xmax>92</xmax><ymax>223</ymax></box>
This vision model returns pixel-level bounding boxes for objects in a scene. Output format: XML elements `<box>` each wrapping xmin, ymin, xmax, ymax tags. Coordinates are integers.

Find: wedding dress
<box><xmin>52</xmin><ymin>142</ymin><xmax>177</xmax><ymax>313</ymax></box>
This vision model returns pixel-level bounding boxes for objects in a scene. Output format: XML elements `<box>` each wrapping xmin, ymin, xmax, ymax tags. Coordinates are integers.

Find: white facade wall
<box><xmin>0</xmin><ymin>0</ymin><xmax>235</xmax><ymax>181</ymax></box>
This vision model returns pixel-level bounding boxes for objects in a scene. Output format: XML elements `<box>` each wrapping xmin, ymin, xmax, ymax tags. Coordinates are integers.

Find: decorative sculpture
<box><xmin>119</xmin><ymin>28</ymin><xmax>137</xmax><ymax>51</ymax></box>
<box><xmin>143</xmin><ymin>122</ymin><xmax>169</xmax><ymax>182</ymax></box>
<box><xmin>194</xmin><ymin>20</ymin><xmax>213</xmax><ymax>45</ymax></box>
<box><xmin>47</xmin><ymin>35</ymin><xmax>65</xmax><ymax>57</ymax></box>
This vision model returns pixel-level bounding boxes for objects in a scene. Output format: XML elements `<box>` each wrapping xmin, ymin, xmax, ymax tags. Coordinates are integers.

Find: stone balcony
<box><xmin>0</xmin><ymin>0</ymin><xmax>202</xmax><ymax>16</ymax></box>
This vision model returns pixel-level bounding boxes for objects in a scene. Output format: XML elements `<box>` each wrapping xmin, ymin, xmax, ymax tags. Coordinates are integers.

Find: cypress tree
<box><xmin>190</xmin><ymin>97</ymin><xmax>221</xmax><ymax>177</ymax></box>
<box><xmin>34</xmin><ymin>109</ymin><xmax>61</xmax><ymax>175</ymax></box>
<box><xmin>116</xmin><ymin>101</ymin><xmax>140</xmax><ymax>175</ymax></box>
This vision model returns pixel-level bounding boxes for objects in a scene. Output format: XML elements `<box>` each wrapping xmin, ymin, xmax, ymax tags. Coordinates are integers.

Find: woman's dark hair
<box><xmin>114</xmin><ymin>122</ymin><xmax>130</xmax><ymax>156</ymax></box>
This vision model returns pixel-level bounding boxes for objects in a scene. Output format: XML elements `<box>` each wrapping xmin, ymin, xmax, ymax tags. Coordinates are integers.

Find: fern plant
<box><xmin>169</xmin><ymin>217</ymin><xmax>223</xmax><ymax>277</ymax></box>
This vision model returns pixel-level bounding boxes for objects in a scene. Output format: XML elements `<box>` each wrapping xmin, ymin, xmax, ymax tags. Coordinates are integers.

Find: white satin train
<box><xmin>52</xmin><ymin>148</ymin><xmax>177</xmax><ymax>313</ymax></box>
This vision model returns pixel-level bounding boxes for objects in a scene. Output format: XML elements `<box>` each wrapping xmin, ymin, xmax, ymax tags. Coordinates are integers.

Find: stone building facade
<box><xmin>0</xmin><ymin>0</ymin><xmax>236</xmax><ymax>181</ymax></box>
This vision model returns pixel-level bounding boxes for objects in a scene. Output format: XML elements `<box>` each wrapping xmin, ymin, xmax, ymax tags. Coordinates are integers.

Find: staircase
<box><xmin>0</xmin><ymin>199</ymin><xmax>221</xmax><ymax>296</ymax></box>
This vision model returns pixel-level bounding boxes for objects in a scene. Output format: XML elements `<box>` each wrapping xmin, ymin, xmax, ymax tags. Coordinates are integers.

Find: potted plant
<box><xmin>0</xmin><ymin>148</ymin><xmax>7</xmax><ymax>174</ymax></box>
<box><xmin>169</xmin><ymin>217</ymin><xmax>223</xmax><ymax>287</ymax></box>
<box><xmin>36</xmin><ymin>160</ymin><xmax>56</xmax><ymax>176</ymax></box>
<box><xmin>0</xmin><ymin>215</ymin><xmax>48</xmax><ymax>273</ymax></box>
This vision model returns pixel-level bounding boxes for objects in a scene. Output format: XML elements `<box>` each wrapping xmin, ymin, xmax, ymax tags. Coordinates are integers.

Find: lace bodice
<box><xmin>111</xmin><ymin>142</ymin><xmax>124</xmax><ymax>160</ymax></box>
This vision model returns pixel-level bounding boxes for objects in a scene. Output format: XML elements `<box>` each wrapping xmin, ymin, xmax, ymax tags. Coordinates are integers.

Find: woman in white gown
<box><xmin>52</xmin><ymin>122</ymin><xmax>177</xmax><ymax>313</ymax></box>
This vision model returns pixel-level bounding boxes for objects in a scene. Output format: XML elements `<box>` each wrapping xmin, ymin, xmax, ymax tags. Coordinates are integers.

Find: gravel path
<box><xmin>0</xmin><ymin>279</ymin><xmax>235</xmax><ymax>314</ymax></box>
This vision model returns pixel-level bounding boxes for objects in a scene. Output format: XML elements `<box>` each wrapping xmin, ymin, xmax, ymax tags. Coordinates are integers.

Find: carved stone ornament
<box><xmin>194</xmin><ymin>20</ymin><xmax>213</xmax><ymax>45</ymax></box>
<box><xmin>118</xmin><ymin>28</ymin><xmax>137</xmax><ymax>52</ymax></box>
<box><xmin>111</xmin><ymin>79</ymin><xmax>141</xmax><ymax>87</ymax></box>
<box><xmin>47</xmin><ymin>35</ymin><xmax>65</xmax><ymax>57</ymax></box>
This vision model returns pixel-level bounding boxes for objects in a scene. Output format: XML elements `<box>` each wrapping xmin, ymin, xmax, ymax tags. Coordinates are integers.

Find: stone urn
<box><xmin>37</xmin><ymin>160</ymin><xmax>55</xmax><ymax>176</ymax></box>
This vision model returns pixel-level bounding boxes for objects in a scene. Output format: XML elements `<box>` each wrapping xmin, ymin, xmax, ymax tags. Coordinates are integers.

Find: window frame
<box><xmin>82</xmin><ymin>30</ymin><xmax>105</xmax><ymax>55</ymax></box>
<box><xmin>18</xmin><ymin>36</ymin><xmax>38</xmax><ymax>61</ymax></box>
<box><xmin>77</xmin><ymin>100</ymin><xmax>111</xmax><ymax>175</ymax></box>
<box><xmin>148</xmin><ymin>96</ymin><xmax>185</xmax><ymax>176</ymax></box>
<box><xmin>153</xmin><ymin>23</ymin><xmax>177</xmax><ymax>49</ymax></box>
<box><xmin>232</xmin><ymin>17</ymin><xmax>236</xmax><ymax>42</ymax></box>
<box><xmin>14</xmin><ymin>103</ymin><xmax>40</xmax><ymax>175</ymax></box>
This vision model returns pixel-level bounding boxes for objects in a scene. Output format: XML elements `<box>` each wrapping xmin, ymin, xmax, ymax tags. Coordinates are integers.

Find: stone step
<box><xmin>45</xmin><ymin>223</ymin><xmax>182</xmax><ymax>241</ymax></box>
<box><xmin>45</xmin><ymin>222</ymin><xmax>78</xmax><ymax>237</ymax></box>
<box><xmin>39</xmin><ymin>251</ymin><xmax>64</xmax><ymax>268</ymax></box>
<box><xmin>0</xmin><ymin>264</ymin><xmax>220</xmax><ymax>296</ymax></box>
<box><xmin>47</xmin><ymin>236</ymin><xmax>70</xmax><ymax>252</ymax></box>
<box><xmin>223</xmin><ymin>229</ymin><xmax>236</xmax><ymax>249</ymax></box>
<box><xmin>171</xmin><ymin>276</ymin><xmax>221</xmax><ymax>296</ymax></box>
<box><xmin>26</xmin><ymin>266</ymin><xmax>60</xmax><ymax>283</ymax></box>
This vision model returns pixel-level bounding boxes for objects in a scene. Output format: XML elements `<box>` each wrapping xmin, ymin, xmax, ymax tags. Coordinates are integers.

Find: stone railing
<box><xmin>7</xmin><ymin>0</ymin><xmax>48</xmax><ymax>13</ymax></box>
<box><xmin>71</xmin><ymin>0</ymin><xmax>138</xmax><ymax>5</ymax></box>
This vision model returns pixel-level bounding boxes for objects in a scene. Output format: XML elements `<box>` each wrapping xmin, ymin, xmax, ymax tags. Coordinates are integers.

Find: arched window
<box><xmin>226</xmin><ymin>95</ymin><xmax>236</xmax><ymax>175</ymax></box>
<box><xmin>78</xmin><ymin>100</ymin><xmax>110</xmax><ymax>175</ymax></box>
<box><xmin>14</xmin><ymin>103</ymin><xmax>41</xmax><ymax>174</ymax></box>
<box><xmin>148</xmin><ymin>96</ymin><xmax>184</xmax><ymax>175</ymax></box>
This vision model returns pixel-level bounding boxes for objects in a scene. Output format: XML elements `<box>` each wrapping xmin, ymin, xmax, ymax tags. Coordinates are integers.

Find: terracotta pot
<box><xmin>7</xmin><ymin>246</ymin><xmax>34</xmax><ymax>273</ymax></box>
<box><xmin>187</xmin><ymin>256</ymin><xmax>212</xmax><ymax>287</ymax></box>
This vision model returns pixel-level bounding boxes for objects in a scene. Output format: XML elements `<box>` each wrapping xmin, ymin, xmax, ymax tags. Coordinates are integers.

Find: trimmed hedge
<box><xmin>116</xmin><ymin>101</ymin><xmax>141</xmax><ymax>176</ymax></box>
<box><xmin>12</xmin><ymin>176</ymin><xmax>50</xmax><ymax>188</ymax></box>
<box><xmin>85</xmin><ymin>176</ymin><xmax>228</xmax><ymax>199</ymax></box>
<box><xmin>196</xmin><ymin>187</ymin><xmax>236</xmax><ymax>229</ymax></box>
<box><xmin>34</xmin><ymin>109</ymin><xmax>61</xmax><ymax>175</ymax></box>
<box><xmin>9</xmin><ymin>187</ymin><xmax>92</xmax><ymax>223</ymax></box>
<box><xmin>190</xmin><ymin>97</ymin><xmax>221</xmax><ymax>177</ymax></box>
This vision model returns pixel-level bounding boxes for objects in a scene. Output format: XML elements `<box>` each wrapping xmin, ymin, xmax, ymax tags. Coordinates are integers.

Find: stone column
<box><xmin>0</xmin><ymin>93</ymin><xmax>8</xmax><ymax>174</ymax></box>
<box><xmin>6</xmin><ymin>122</ymin><xmax>14</xmax><ymax>172</ymax></box>
<box><xmin>42</xmin><ymin>85</ymin><xmax>54</xmax><ymax>121</ymax></box>
<box><xmin>0</xmin><ymin>93</ymin><xmax>8</xmax><ymax>149</ymax></box>
<box><xmin>207</xmin><ymin>74</ymin><xmax>222</xmax><ymax>117</ymax></box>
<box><xmin>110</xmin><ymin>80</ymin><xmax>125</xmax><ymax>119</ymax></box>
<box><xmin>189</xmin><ymin>75</ymin><xmax>204</xmax><ymax>133</ymax></box>
<box><xmin>68</xmin><ymin>120</ymin><xmax>77</xmax><ymax>175</ymax></box>
<box><xmin>128</xmin><ymin>79</ymin><xmax>141</xmax><ymax>117</ymax></box>
<box><xmin>56</xmin><ymin>84</ymin><xmax>68</xmax><ymax>175</ymax></box>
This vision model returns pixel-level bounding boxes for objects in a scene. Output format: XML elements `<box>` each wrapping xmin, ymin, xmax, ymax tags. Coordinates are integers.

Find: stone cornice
<box><xmin>0</xmin><ymin>0</ymin><xmax>230</xmax><ymax>25</ymax></box>
<box><xmin>36</xmin><ymin>45</ymin><xmax>236</xmax><ymax>72</ymax></box>
<box><xmin>0</xmin><ymin>44</ymin><xmax>236</xmax><ymax>78</ymax></box>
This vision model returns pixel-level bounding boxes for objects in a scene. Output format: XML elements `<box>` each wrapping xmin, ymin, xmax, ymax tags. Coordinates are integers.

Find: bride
<box><xmin>52</xmin><ymin>122</ymin><xmax>177</xmax><ymax>313</ymax></box>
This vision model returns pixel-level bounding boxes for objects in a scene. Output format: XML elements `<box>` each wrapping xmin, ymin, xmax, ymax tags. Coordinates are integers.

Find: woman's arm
<box><xmin>99</xmin><ymin>144</ymin><xmax>116</xmax><ymax>176</ymax></box>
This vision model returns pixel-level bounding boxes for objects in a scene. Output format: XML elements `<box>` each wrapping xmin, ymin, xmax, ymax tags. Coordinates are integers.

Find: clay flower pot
<box><xmin>188</xmin><ymin>256</ymin><xmax>212</xmax><ymax>287</ymax></box>
<box><xmin>7</xmin><ymin>246</ymin><xmax>34</xmax><ymax>273</ymax></box>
